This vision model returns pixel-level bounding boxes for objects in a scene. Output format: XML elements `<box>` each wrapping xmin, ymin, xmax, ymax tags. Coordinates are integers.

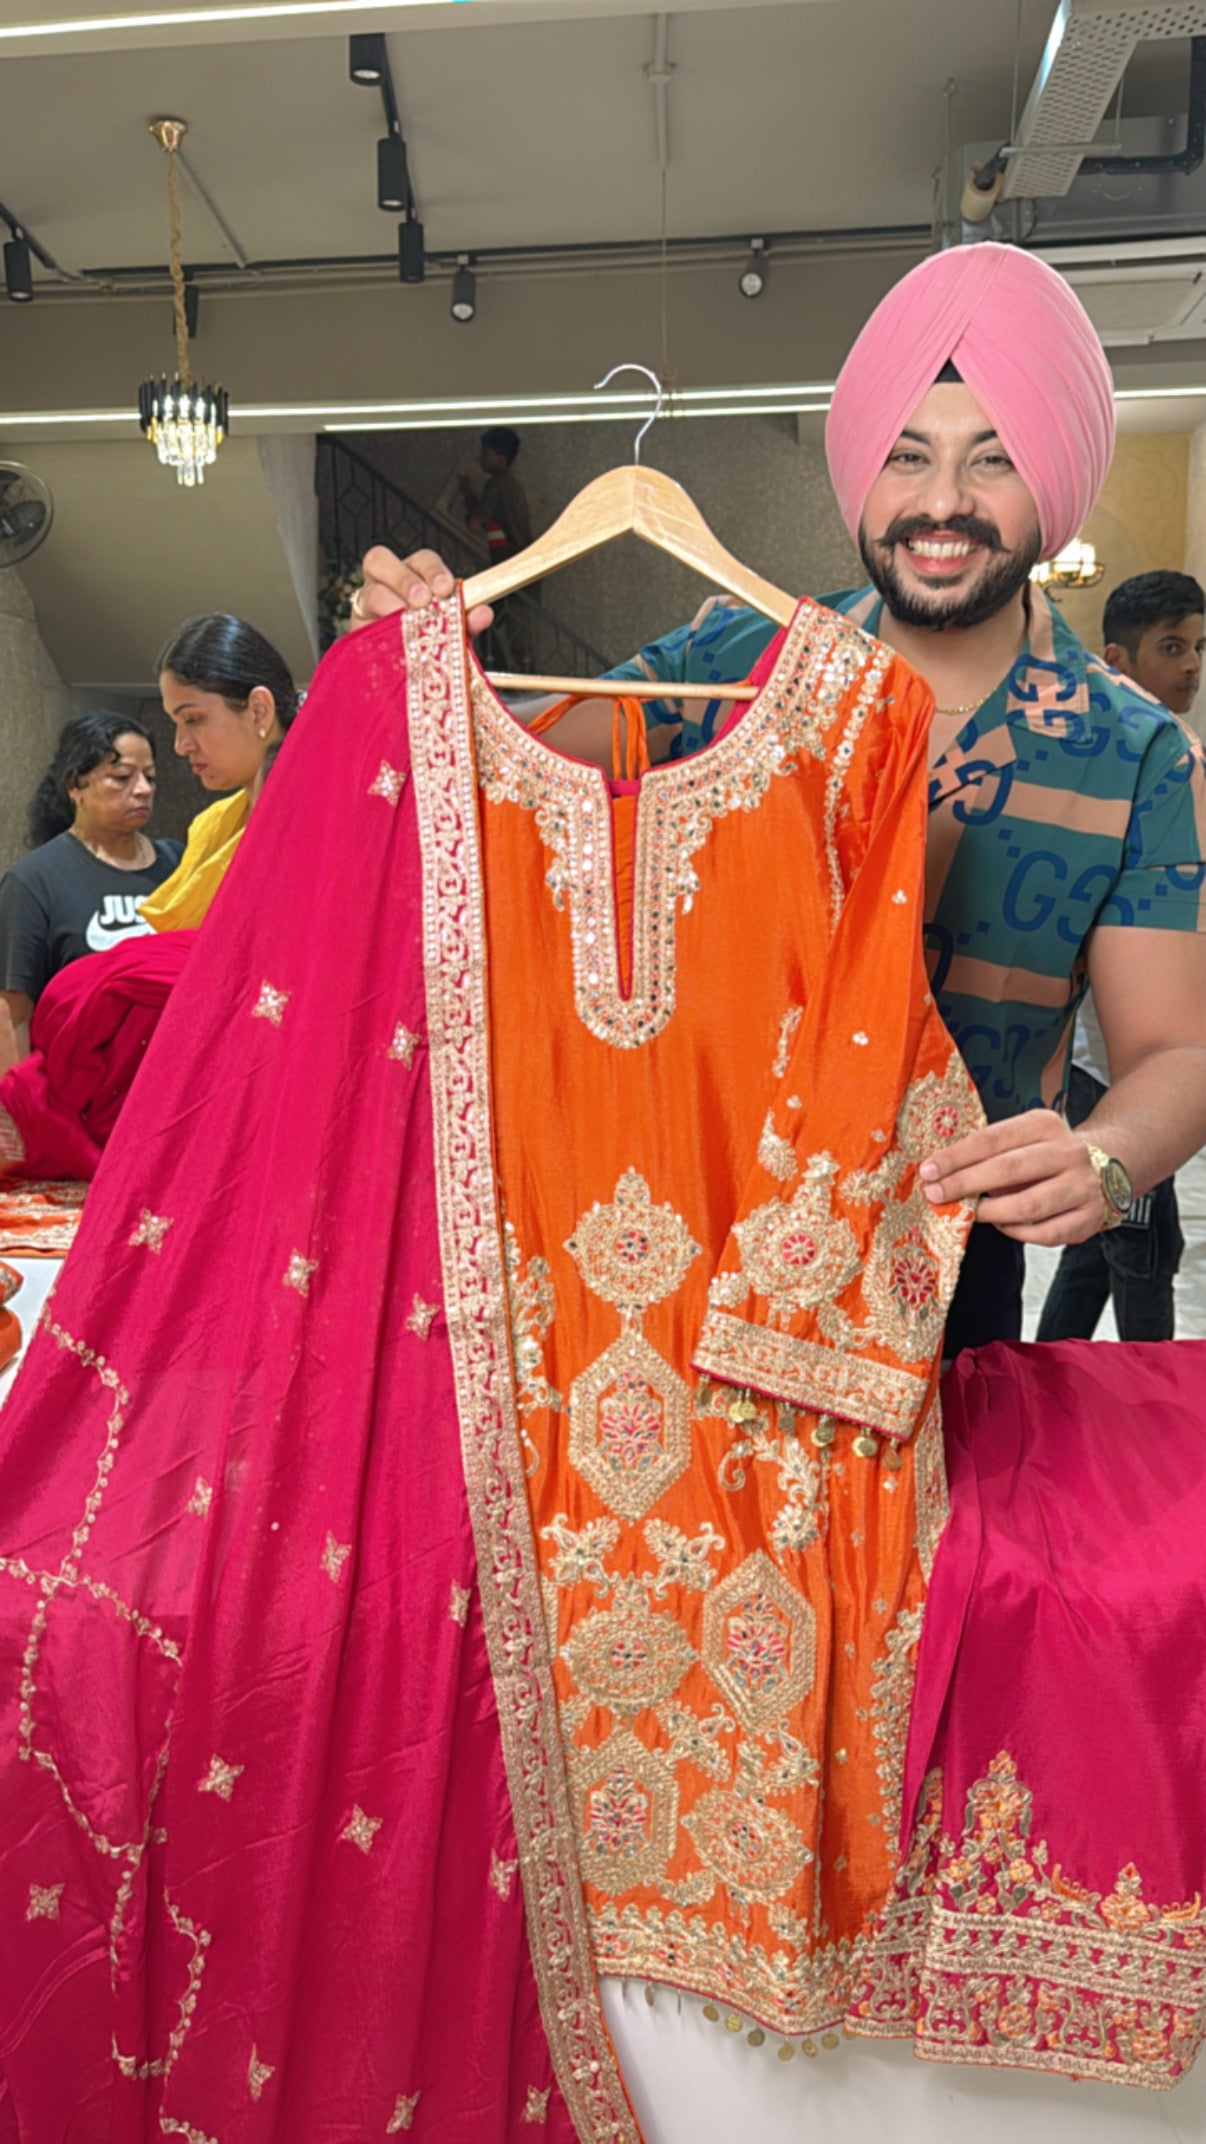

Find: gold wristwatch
<box><xmin>1079</xmin><ymin>1140</ymin><xmax>1133</xmax><ymax>1231</ymax></box>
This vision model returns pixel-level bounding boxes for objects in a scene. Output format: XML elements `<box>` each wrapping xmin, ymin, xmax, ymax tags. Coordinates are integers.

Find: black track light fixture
<box><xmin>450</xmin><ymin>256</ymin><xmax>476</xmax><ymax>324</ymax></box>
<box><xmin>3</xmin><ymin>232</ymin><xmax>33</xmax><ymax>303</ymax></box>
<box><xmin>349</xmin><ymin>33</ymin><xmax>385</xmax><ymax>84</ymax></box>
<box><xmin>377</xmin><ymin>132</ymin><xmax>409</xmax><ymax>212</ymax></box>
<box><xmin>739</xmin><ymin>238</ymin><xmax>768</xmax><ymax>300</ymax></box>
<box><xmin>398</xmin><ymin>216</ymin><xmax>425</xmax><ymax>284</ymax></box>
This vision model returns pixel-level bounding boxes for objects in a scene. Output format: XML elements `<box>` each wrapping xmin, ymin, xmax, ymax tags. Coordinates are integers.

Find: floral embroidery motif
<box><xmin>860</xmin><ymin>1193</ymin><xmax>965</xmax><ymax>1366</ymax></box>
<box><xmin>321</xmin><ymin>1532</ymin><xmax>351</xmax><ymax>1583</ymax></box>
<box><xmin>247</xmin><ymin>2046</ymin><xmax>275</xmax><ymax>2100</ymax></box>
<box><xmin>541</xmin><ymin>1514</ymin><xmax>620</xmax><ymax>1596</ymax></box>
<box><xmin>283</xmin><ymin>1252</ymin><xmax>317</xmax><ymax>1297</ymax></box>
<box><xmin>852</xmin><ymin>1032</ymin><xmax>869</xmax><ymax>1047</ymax></box>
<box><xmin>642</xmin><ymin>1518</ymin><xmax>725</xmax><ymax>1599</ymax></box>
<box><xmin>772</xmin><ymin>1004</ymin><xmax>803</xmax><ymax>1080</ymax></box>
<box><xmin>489</xmin><ymin>1851</ymin><xmax>519</xmax><ymax>1898</ymax></box>
<box><xmin>503</xmin><ymin>1218</ymin><xmax>562</xmax><ymax>1424</ymax></box>
<box><xmin>369</xmin><ymin>760</ymin><xmax>407</xmax><ymax>807</ymax></box>
<box><xmin>702</xmin><ymin>1552</ymin><xmax>816</xmax><ymax>1733</ymax></box>
<box><xmin>566</xmin><ymin>1173</ymin><xmax>699</xmax><ymax>1520</ymax></box>
<box><xmin>566</xmin><ymin>1170</ymin><xmax>699</xmax><ymax>1312</ymax></box>
<box><xmin>854</xmin><ymin>1754</ymin><xmax>1206</xmax><ymax>2089</ymax></box>
<box><xmin>129</xmin><ymin>1209</ymin><xmax>172</xmax><ymax>1254</ymax></box>
<box><xmin>387</xmin><ymin>2092</ymin><xmax>422</xmax><ymax>2132</ymax></box>
<box><xmin>870</xmin><ymin>1605</ymin><xmax>923</xmax><ymax>1861</ymax></box>
<box><xmin>562</xmin><ymin>1576</ymin><xmax>697</xmax><ymax>1719</ymax></box>
<box><xmin>404</xmin><ymin>1293</ymin><xmax>437</xmax><ymax>1339</ymax></box>
<box><xmin>732</xmin><ymin>1156</ymin><xmax>860</xmax><ymax>1323</ymax></box>
<box><xmin>522</xmin><ymin>2088</ymin><xmax>552</xmax><ymax>2125</ymax></box>
<box><xmin>197</xmin><ymin>1755</ymin><xmax>243</xmax><ymax>1802</ymax></box>
<box><xmin>683</xmin><ymin>1788</ymin><xmax>812</xmax><ymax>1904</ymax></box>
<box><xmin>341</xmin><ymin>1804</ymin><xmax>382</xmax><ymax>1854</ymax></box>
<box><xmin>575</xmin><ymin>1728</ymin><xmax>679</xmax><ymax>1895</ymax></box>
<box><xmin>473</xmin><ymin>605</ymin><xmax>888</xmax><ymax>1048</ymax></box>
<box><xmin>187</xmin><ymin>1477</ymin><xmax>213</xmax><ymax>1519</ymax></box>
<box><xmin>26</xmin><ymin>1881</ymin><xmax>63</xmax><ymax>1920</ymax></box>
<box><xmin>757</xmin><ymin>1111</ymin><xmax>798</xmax><ymax>1184</ymax></box>
<box><xmin>388</xmin><ymin>1022</ymin><xmax>419</xmax><ymax>1066</ymax></box>
<box><xmin>252</xmin><ymin>981</ymin><xmax>289</xmax><ymax>1026</ymax></box>
<box><xmin>449</xmin><ymin>1582</ymin><xmax>471</xmax><ymax>1624</ymax></box>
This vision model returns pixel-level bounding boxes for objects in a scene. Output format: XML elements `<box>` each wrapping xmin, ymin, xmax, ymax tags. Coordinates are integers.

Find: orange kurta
<box><xmin>474</xmin><ymin>600</ymin><xmax>979</xmax><ymax>2036</ymax></box>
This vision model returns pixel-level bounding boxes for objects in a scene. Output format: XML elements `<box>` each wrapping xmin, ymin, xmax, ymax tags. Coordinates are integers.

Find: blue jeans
<box><xmin>1036</xmin><ymin>1067</ymin><xmax>1183</xmax><ymax>1343</ymax></box>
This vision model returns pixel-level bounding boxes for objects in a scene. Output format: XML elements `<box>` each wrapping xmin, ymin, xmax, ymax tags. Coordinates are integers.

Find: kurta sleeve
<box><xmin>693</xmin><ymin>663</ymin><xmax>982</xmax><ymax>1444</ymax></box>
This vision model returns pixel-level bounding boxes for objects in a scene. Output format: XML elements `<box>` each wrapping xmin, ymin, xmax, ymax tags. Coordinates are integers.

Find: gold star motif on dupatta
<box><xmin>522</xmin><ymin>2086</ymin><xmax>551</xmax><ymax>2124</ymax></box>
<box><xmin>26</xmin><ymin>1882</ymin><xmax>63</xmax><ymax>1921</ymax></box>
<box><xmin>252</xmin><ymin>980</ymin><xmax>290</xmax><ymax>1025</ymax></box>
<box><xmin>489</xmin><ymin>1852</ymin><xmax>518</xmax><ymax>1899</ymax></box>
<box><xmin>284</xmin><ymin>1252</ymin><xmax>318</xmax><ymax>1296</ymax></box>
<box><xmin>129</xmin><ymin>1209</ymin><xmax>173</xmax><ymax>1254</ymax></box>
<box><xmin>404</xmin><ymin>1294</ymin><xmax>437</xmax><ymax>1340</ymax></box>
<box><xmin>321</xmin><ymin>1532</ymin><xmax>351</xmax><ymax>1583</ymax></box>
<box><xmin>341</xmin><ymin>1804</ymin><xmax>382</xmax><ymax>1854</ymax></box>
<box><xmin>187</xmin><ymin>1477</ymin><xmax>213</xmax><ymax>1518</ymax></box>
<box><xmin>369</xmin><ymin>761</ymin><xmax>407</xmax><ymax>807</ymax></box>
<box><xmin>247</xmin><ymin>2046</ymin><xmax>275</xmax><ymax>2100</ymax></box>
<box><xmin>388</xmin><ymin>1023</ymin><xmax>419</xmax><ymax>1066</ymax></box>
<box><xmin>387</xmin><ymin>2093</ymin><xmax>421</xmax><ymax>2133</ymax></box>
<box><xmin>198</xmin><ymin>1755</ymin><xmax>244</xmax><ymax>1801</ymax></box>
<box><xmin>448</xmin><ymin>1583</ymin><xmax>470</xmax><ymax>1625</ymax></box>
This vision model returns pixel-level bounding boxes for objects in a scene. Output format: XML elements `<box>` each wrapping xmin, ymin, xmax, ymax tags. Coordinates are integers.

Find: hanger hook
<box><xmin>593</xmin><ymin>362</ymin><xmax>663</xmax><ymax>464</ymax></box>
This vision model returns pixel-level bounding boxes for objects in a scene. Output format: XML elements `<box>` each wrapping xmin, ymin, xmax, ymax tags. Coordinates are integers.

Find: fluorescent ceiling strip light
<box><xmin>0</xmin><ymin>0</ymin><xmax>451</xmax><ymax>40</ymax></box>
<box><xmin>2</xmin><ymin>383</ymin><xmax>1203</xmax><ymax>432</ymax></box>
<box><xmin>332</xmin><ymin>402</ymin><xmax>834</xmax><ymax>432</ymax></box>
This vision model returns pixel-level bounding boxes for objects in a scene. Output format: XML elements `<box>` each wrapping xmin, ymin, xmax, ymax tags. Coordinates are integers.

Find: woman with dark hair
<box><xmin>0</xmin><ymin>614</ymin><xmax>300</xmax><ymax>1180</ymax></box>
<box><xmin>0</xmin><ymin>712</ymin><xmax>182</xmax><ymax>1072</ymax></box>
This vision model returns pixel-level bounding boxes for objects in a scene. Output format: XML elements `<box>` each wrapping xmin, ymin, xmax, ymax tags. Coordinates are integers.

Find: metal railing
<box><xmin>317</xmin><ymin>435</ymin><xmax>613</xmax><ymax>675</ymax></box>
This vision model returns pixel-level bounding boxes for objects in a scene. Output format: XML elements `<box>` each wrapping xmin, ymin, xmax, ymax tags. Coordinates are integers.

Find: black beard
<box><xmin>859</xmin><ymin>514</ymin><xmax>1041</xmax><ymax>632</ymax></box>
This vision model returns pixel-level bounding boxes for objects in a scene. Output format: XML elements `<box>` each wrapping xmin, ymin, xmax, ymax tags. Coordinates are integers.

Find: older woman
<box><xmin>0</xmin><ymin>712</ymin><xmax>182</xmax><ymax>1074</ymax></box>
<box><xmin>0</xmin><ymin>613</ymin><xmax>299</xmax><ymax>1180</ymax></box>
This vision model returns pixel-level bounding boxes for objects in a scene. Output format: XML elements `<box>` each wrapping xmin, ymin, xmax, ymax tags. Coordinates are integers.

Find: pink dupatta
<box><xmin>0</xmin><ymin>611</ymin><xmax>637</xmax><ymax>2141</ymax></box>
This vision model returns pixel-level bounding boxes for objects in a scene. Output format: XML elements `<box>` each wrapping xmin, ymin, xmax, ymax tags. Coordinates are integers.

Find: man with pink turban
<box><xmin>357</xmin><ymin>242</ymin><xmax>1206</xmax><ymax>1350</ymax></box>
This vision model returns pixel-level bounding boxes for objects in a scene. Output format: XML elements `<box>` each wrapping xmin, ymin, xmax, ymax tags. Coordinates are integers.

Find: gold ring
<box><xmin>350</xmin><ymin>585</ymin><xmax>366</xmax><ymax>620</ymax></box>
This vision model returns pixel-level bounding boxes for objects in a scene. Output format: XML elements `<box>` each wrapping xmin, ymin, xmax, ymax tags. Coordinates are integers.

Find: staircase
<box><xmin>317</xmin><ymin>436</ymin><xmax>613</xmax><ymax>676</ymax></box>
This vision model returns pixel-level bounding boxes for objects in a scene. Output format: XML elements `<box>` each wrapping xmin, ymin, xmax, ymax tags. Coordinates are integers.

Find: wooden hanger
<box><xmin>466</xmin><ymin>367</ymin><xmax>798</xmax><ymax>703</ymax></box>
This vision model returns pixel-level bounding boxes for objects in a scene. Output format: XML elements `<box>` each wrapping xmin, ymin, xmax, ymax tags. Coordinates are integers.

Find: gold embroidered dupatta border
<box><xmin>405</xmin><ymin>596</ymin><xmax>641</xmax><ymax>2144</ymax></box>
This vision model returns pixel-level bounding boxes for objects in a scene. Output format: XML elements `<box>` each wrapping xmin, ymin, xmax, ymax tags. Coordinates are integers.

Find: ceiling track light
<box><xmin>3</xmin><ymin>231</ymin><xmax>33</xmax><ymax>303</ymax></box>
<box><xmin>377</xmin><ymin>131</ymin><xmax>409</xmax><ymax>213</ymax></box>
<box><xmin>450</xmin><ymin>255</ymin><xmax>475</xmax><ymax>323</ymax></box>
<box><xmin>398</xmin><ymin>216</ymin><xmax>425</xmax><ymax>284</ymax></box>
<box><xmin>349</xmin><ymin>32</ymin><xmax>385</xmax><ymax>84</ymax></box>
<box><xmin>739</xmin><ymin>238</ymin><xmax>768</xmax><ymax>300</ymax></box>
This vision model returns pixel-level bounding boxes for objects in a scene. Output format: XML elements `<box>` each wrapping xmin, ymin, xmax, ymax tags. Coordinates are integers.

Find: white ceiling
<box><xmin>0</xmin><ymin>0</ymin><xmax>1084</xmax><ymax>270</ymax></box>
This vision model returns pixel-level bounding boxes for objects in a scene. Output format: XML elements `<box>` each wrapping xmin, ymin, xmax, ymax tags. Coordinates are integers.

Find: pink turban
<box><xmin>825</xmin><ymin>243</ymin><xmax>1115</xmax><ymax>563</ymax></box>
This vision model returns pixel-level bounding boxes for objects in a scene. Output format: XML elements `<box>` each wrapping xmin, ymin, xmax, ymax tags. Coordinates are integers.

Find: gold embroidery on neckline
<box><xmin>472</xmin><ymin>605</ymin><xmax>890</xmax><ymax>1050</ymax></box>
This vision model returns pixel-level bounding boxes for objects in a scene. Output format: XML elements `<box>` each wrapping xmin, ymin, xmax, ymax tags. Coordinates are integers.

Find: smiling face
<box><xmin>858</xmin><ymin>381</ymin><xmax>1043</xmax><ymax>632</ymax></box>
<box><xmin>68</xmin><ymin>732</ymin><xmax>157</xmax><ymax>843</ymax></box>
<box><xmin>160</xmin><ymin>672</ymin><xmax>278</xmax><ymax>792</ymax></box>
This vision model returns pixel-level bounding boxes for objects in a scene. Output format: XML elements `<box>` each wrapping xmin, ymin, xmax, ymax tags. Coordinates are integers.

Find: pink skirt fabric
<box><xmin>852</xmin><ymin>1340</ymin><xmax>1206</xmax><ymax>2088</ymax></box>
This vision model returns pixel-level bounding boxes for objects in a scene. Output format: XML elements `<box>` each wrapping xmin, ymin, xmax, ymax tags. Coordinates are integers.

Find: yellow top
<box><xmin>140</xmin><ymin>791</ymin><xmax>251</xmax><ymax>933</ymax></box>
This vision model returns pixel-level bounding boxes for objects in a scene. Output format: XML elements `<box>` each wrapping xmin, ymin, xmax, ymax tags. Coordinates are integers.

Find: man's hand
<box><xmin>920</xmin><ymin>1108</ymin><xmax>1104</xmax><ymax>1245</ymax></box>
<box><xmin>355</xmin><ymin>546</ymin><xmax>495</xmax><ymax>638</ymax></box>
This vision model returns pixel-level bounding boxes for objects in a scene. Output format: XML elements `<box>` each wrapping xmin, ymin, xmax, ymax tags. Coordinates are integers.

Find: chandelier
<box><xmin>1031</xmin><ymin>538</ymin><xmax>1103</xmax><ymax>594</ymax></box>
<box><xmin>138</xmin><ymin>119</ymin><xmax>228</xmax><ymax>487</ymax></box>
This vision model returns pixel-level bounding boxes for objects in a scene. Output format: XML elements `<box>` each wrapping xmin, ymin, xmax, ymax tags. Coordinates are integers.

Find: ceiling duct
<box><xmin>1002</xmin><ymin>0</ymin><xmax>1206</xmax><ymax>200</ymax></box>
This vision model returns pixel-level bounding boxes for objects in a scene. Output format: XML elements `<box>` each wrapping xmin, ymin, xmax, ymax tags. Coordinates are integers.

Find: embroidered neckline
<box><xmin>470</xmin><ymin>598</ymin><xmax>891</xmax><ymax>1050</ymax></box>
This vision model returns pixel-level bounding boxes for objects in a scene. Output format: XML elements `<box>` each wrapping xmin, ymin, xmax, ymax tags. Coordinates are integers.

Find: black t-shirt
<box><xmin>0</xmin><ymin>832</ymin><xmax>184</xmax><ymax>1002</ymax></box>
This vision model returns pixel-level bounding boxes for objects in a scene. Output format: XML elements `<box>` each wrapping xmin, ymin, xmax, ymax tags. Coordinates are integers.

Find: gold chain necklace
<box><xmin>933</xmin><ymin>701</ymin><xmax>980</xmax><ymax>717</ymax></box>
